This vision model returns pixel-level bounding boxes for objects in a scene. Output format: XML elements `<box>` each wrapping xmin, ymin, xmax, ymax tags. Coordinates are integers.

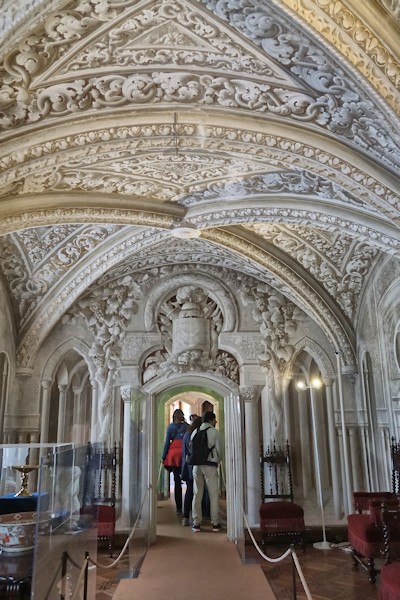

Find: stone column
<box><xmin>120</xmin><ymin>385</ymin><xmax>132</xmax><ymax>529</ymax></box>
<box><xmin>298</xmin><ymin>388</ymin><xmax>311</xmax><ymax>498</ymax></box>
<box><xmin>337</xmin><ymin>428</ymin><xmax>348</xmax><ymax>512</ymax></box>
<box><xmin>90</xmin><ymin>380</ymin><xmax>98</xmax><ymax>443</ymax></box>
<box><xmin>72</xmin><ymin>386</ymin><xmax>81</xmax><ymax>443</ymax></box>
<box><xmin>40</xmin><ymin>380</ymin><xmax>52</xmax><ymax>445</ymax></box>
<box><xmin>241</xmin><ymin>386</ymin><xmax>262</xmax><ymax>527</ymax></box>
<box><xmin>323</xmin><ymin>378</ymin><xmax>341</xmax><ymax>518</ymax></box>
<box><xmin>349</xmin><ymin>427</ymin><xmax>361</xmax><ymax>492</ymax></box>
<box><xmin>282</xmin><ymin>377</ymin><xmax>291</xmax><ymax>443</ymax></box>
<box><xmin>225</xmin><ymin>391</ymin><xmax>244</xmax><ymax>542</ymax></box>
<box><xmin>57</xmin><ymin>384</ymin><xmax>68</xmax><ymax>443</ymax></box>
<box><xmin>360</xmin><ymin>425</ymin><xmax>371</xmax><ymax>492</ymax></box>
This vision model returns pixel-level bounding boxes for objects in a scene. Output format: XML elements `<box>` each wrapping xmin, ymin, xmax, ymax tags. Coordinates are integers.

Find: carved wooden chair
<box><xmin>81</xmin><ymin>443</ymin><xmax>118</xmax><ymax>557</ymax></box>
<box><xmin>259</xmin><ymin>441</ymin><xmax>305</xmax><ymax>550</ymax></box>
<box><xmin>347</xmin><ymin>493</ymin><xmax>400</xmax><ymax>583</ymax></box>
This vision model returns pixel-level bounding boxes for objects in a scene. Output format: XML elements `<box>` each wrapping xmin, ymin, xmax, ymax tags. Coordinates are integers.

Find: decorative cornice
<box><xmin>0</xmin><ymin>206</ymin><xmax>175</xmax><ymax>236</ymax></box>
<box><xmin>188</xmin><ymin>207</ymin><xmax>400</xmax><ymax>254</ymax></box>
<box><xmin>0</xmin><ymin>122</ymin><xmax>398</xmax><ymax>222</ymax></box>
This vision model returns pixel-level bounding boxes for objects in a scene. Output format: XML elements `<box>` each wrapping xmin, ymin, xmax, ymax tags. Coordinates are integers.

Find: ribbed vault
<box><xmin>0</xmin><ymin>0</ymin><xmax>399</xmax><ymax>373</ymax></box>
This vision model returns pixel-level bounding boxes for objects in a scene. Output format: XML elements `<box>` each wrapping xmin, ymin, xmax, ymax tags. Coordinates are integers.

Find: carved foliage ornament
<box><xmin>250</xmin><ymin>223</ymin><xmax>380</xmax><ymax>319</ymax></box>
<box><xmin>0</xmin><ymin>124</ymin><xmax>398</xmax><ymax>219</ymax></box>
<box><xmin>0</xmin><ymin>224</ymin><xmax>122</xmax><ymax>326</ymax></box>
<box><xmin>142</xmin><ymin>284</ymin><xmax>239</xmax><ymax>383</ymax></box>
<box><xmin>0</xmin><ymin>0</ymin><xmax>398</xmax><ymax>172</ymax></box>
<box><xmin>243</xmin><ymin>281</ymin><xmax>305</xmax><ymax>371</ymax></box>
<box><xmin>200</xmin><ymin>0</ymin><xmax>400</xmax><ymax>171</ymax></box>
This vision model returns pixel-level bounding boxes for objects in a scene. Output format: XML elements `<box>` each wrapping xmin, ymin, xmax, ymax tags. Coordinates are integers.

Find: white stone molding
<box><xmin>0</xmin><ymin>0</ymin><xmax>398</xmax><ymax>175</ymax></box>
<box><xmin>205</xmin><ymin>228</ymin><xmax>357</xmax><ymax>367</ymax></box>
<box><xmin>142</xmin><ymin>371</ymin><xmax>241</xmax><ymax>541</ymax></box>
<box><xmin>248</xmin><ymin>223</ymin><xmax>380</xmax><ymax>320</ymax></box>
<box><xmin>219</xmin><ymin>333</ymin><xmax>264</xmax><ymax>363</ymax></box>
<box><xmin>16</xmin><ymin>227</ymin><xmax>167</xmax><ymax>369</ymax></box>
<box><xmin>41</xmin><ymin>337</ymin><xmax>94</xmax><ymax>382</ymax></box>
<box><xmin>200</xmin><ymin>0</ymin><xmax>400</xmax><ymax>171</ymax></box>
<box><xmin>141</xmin><ymin>283</ymin><xmax>240</xmax><ymax>384</ymax></box>
<box><xmin>240</xmin><ymin>385</ymin><xmax>262</xmax><ymax>403</ymax></box>
<box><xmin>1</xmin><ymin>121</ymin><xmax>399</xmax><ymax>224</ymax></box>
<box><xmin>121</xmin><ymin>334</ymin><xmax>162</xmax><ymax>363</ymax></box>
<box><xmin>287</xmin><ymin>337</ymin><xmax>336</xmax><ymax>379</ymax></box>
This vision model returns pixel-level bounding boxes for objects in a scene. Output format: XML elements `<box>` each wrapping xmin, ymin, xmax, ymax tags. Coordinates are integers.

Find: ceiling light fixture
<box><xmin>170</xmin><ymin>227</ymin><xmax>201</xmax><ymax>239</ymax></box>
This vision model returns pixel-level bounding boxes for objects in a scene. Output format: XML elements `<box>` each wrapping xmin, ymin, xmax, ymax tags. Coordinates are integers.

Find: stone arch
<box><xmin>143</xmin><ymin>272</ymin><xmax>238</xmax><ymax>333</ymax></box>
<box><xmin>143</xmin><ymin>370</ymin><xmax>243</xmax><ymax>542</ymax></box>
<box><xmin>41</xmin><ymin>337</ymin><xmax>95</xmax><ymax>382</ymax></box>
<box><xmin>286</xmin><ymin>337</ymin><xmax>336</xmax><ymax>380</ymax></box>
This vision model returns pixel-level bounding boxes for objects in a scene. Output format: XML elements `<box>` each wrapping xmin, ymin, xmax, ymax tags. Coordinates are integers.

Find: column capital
<box><xmin>323</xmin><ymin>377</ymin><xmax>334</xmax><ymax>386</ymax></box>
<box><xmin>58</xmin><ymin>384</ymin><xmax>68</xmax><ymax>392</ymax></box>
<box><xmin>240</xmin><ymin>385</ymin><xmax>262</xmax><ymax>403</ymax></box>
<box><xmin>120</xmin><ymin>385</ymin><xmax>133</xmax><ymax>403</ymax></box>
<box><xmin>41</xmin><ymin>379</ymin><xmax>52</xmax><ymax>390</ymax></box>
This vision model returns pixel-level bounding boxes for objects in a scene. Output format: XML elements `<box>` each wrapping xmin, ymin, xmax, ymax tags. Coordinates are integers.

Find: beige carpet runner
<box><xmin>113</xmin><ymin>499</ymin><xmax>276</xmax><ymax>600</ymax></box>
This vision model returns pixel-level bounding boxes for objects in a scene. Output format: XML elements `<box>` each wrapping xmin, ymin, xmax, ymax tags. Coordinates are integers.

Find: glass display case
<box><xmin>0</xmin><ymin>443</ymin><xmax>100</xmax><ymax>600</ymax></box>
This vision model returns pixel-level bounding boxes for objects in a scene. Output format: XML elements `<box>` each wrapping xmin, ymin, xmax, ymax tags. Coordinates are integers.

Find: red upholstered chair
<box><xmin>259</xmin><ymin>441</ymin><xmax>305</xmax><ymax>550</ymax></box>
<box><xmin>347</xmin><ymin>494</ymin><xmax>400</xmax><ymax>583</ymax></box>
<box><xmin>93</xmin><ymin>504</ymin><xmax>116</xmax><ymax>557</ymax></box>
<box><xmin>380</xmin><ymin>562</ymin><xmax>400</xmax><ymax>600</ymax></box>
<box><xmin>80</xmin><ymin>503</ymin><xmax>116</xmax><ymax>557</ymax></box>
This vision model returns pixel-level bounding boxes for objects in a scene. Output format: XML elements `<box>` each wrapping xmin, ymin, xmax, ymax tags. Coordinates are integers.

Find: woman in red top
<box><xmin>162</xmin><ymin>409</ymin><xmax>189</xmax><ymax>514</ymax></box>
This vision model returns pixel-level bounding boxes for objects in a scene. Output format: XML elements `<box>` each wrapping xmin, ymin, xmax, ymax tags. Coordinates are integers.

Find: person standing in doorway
<box><xmin>181</xmin><ymin>415</ymin><xmax>202</xmax><ymax>526</ymax></box>
<box><xmin>162</xmin><ymin>408</ymin><xmax>189</xmax><ymax>514</ymax></box>
<box><xmin>191</xmin><ymin>411</ymin><xmax>222</xmax><ymax>532</ymax></box>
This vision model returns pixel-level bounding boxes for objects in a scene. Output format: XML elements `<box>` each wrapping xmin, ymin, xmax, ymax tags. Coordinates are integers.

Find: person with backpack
<box><xmin>162</xmin><ymin>408</ymin><xmax>189</xmax><ymax>514</ymax></box>
<box><xmin>189</xmin><ymin>411</ymin><xmax>221</xmax><ymax>533</ymax></box>
<box><xmin>181</xmin><ymin>415</ymin><xmax>202</xmax><ymax>526</ymax></box>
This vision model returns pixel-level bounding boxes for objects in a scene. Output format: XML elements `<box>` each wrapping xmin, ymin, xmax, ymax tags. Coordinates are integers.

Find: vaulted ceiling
<box><xmin>0</xmin><ymin>0</ymin><xmax>399</xmax><ymax>371</ymax></box>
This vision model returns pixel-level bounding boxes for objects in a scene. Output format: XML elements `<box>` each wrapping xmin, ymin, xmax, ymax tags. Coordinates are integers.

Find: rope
<box><xmin>243</xmin><ymin>512</ymin><xmax>313</xmax><ymax>599</ymax></box>
<box><xmin>89</xmin><ymin>482</ymin><xmax>150</xmax><ymax>569</ymax></box>
<box><xmin>220</xmin><ymin>460</ymin><xmax>312</xmax><ymax>598</ymax></box>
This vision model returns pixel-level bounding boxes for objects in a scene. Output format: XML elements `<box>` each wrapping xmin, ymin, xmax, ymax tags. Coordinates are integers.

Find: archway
<box><xmin>143</xmin><ymin>372</ymin><xmax>242</xmax><ymax>543</ymax></box>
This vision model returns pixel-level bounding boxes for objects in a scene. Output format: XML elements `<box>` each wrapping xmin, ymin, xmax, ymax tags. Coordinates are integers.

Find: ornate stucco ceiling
<box><xmin>0</xmin><ymin>0</ymin><xmax>399</xmax><ymax>371</ymax></box>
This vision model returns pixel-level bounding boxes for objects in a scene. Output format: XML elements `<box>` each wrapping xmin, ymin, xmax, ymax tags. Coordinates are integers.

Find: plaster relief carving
<box><xmin>0</xmin><ymin>224</ymin><xmax>122</xmax><ymax>326</ymax></box>
<box><xmin>1</xmin><ymin>124</ymin><xmax>398</xmax><ymax>220</ymax></box>
<box><xmin>63</xmin><ymin>275</ymin><xmax>140</xmax><ymax>441</ymax></box>
<box><xmin>0</xmin><ymin>0</ymin><xmax>398</xmax><ymax>175</ymax></box>
<box><xmin>142</xmin><ymin>284</ymin><xmax>239</xmax><ymax>383</ymax></box>
<box><xmin>121</xmin><ymin>334</ymin><xmax>161</xmax><ymax>362</ymax></box>
<box><xmin>223</xmin><ymin>334</ymin><xmax>264</xmax><ymax>361</ymax></box>
<box><xmin>180</xmin><ymin>169</ymin><xmax>379</xmax><ymax>212</ymax></box>
<box><xmin>249</xmin><ymin>223</ymin><xmax>379</xmax><ymax>318</ymax></box>
<box><xmin>201</xmin><ymin>0</ymin><xmax>400</xmax><ymax>171</ymax></box>
<box><xmin>241</xmin><ymin>281</ymin><xmax>305</xmax><ymax>441</ymax></box>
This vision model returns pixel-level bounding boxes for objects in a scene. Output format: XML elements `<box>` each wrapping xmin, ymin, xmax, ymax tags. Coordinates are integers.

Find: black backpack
<box><xmin>187</xmin><ymin>427</ymin><xmax>214</xmax><ymax>466</ymax></box>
